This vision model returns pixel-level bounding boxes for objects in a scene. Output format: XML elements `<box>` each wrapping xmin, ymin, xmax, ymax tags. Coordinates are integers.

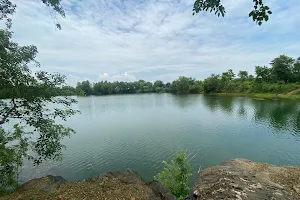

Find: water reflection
<box><xmin>200</xmin><ymin>95</ymin><xmax>300</xmax><ymax>133</ymax></box>
<box><xmin>251</xmin><ymin>100</ymin><xmax>300</xmax><ymax>134</ymax></box>
<box><xmin>237</xmin><ymin>98</ymin><xmax>247</xmax><ymax>117</ymax></box>
<box><xmin>170</xmin><ymin>94</ymin><xmax>200</xmax><ymax>109</ymax></box>
<box><xmin>19</xmin><ymin>94</ymin><xmax>300</xmax><ymax>184</ymax></box>
<box><xmin>202</xmin><ymin>95</ymin><xmax>235</xmax><ymax>114</ymax></box>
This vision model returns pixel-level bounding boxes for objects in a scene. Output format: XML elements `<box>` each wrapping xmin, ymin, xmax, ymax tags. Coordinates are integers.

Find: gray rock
<box><xmin>193</xmin><ymin>158</ymin><xmax>300</xmax><ymax>200</ymax></box>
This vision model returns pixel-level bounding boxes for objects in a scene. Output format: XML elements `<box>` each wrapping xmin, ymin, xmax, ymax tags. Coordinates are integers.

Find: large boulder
<box><xmin>193</xmin><ymin>158</ymin><xmax>300</xmax><ymax>200</ymax></box>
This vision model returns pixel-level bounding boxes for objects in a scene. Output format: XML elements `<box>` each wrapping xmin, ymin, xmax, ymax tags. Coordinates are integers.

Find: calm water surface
<box><xmin>19</xmin><ymin>94</ymin><xmax>300</xmax><ymax>183</ymax></box>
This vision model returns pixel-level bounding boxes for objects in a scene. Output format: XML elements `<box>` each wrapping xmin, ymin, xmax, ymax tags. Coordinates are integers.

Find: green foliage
<box><xmin>0</xmin><ymin>125</ymin><xmax>30</xmax><ymax>194</ymax></box>
<box><xmin>76</xmin><ymin>81</ymin><xmax>93</xmax><ymax>96</ymax></box>
<box><xmin>238</xmin><ymin>70</ymin><xmax>249</xmax><ymax>81</ymax></box>
<box><xmin>202</xmin><ymin>55</ymin><xmax>300</xmax><ymax>94</ymax></box>
<box><xmin>154</xmin><ymin>150</ymin><xmax>192</xmax><ymax>199</ymax></box>
<box><xmin>222</xmin><ymin>69</ymin><xmax>235</xmax><ymax>81</ymax></box>
<box><xmin>170</xmin><ymin>77</ymin><xmax>203</xmax><ymax>94</ymax></box>
<box><xmin>68</xmin><ymin>55</ymin><xmax>300</xmax><ymax>97</ymax></box>
<box><xmin>193</xmin><ymin>0</ymin><xmax>272</xmax><ymax>25</ymax></box>
<box><xmin>270</xmin><ymin>55</ymin><xmax>295</xmax><ymax>83</ymax></box>
<box><xmin>203</xmin><ymin>74</ymin><xmax>223</xmax><ymax>93</ymax></box>
<box><xmin>255</xmin><ymin>65</ymin><xmax>271</xmax><ymax>82</ymax></box>
<box><xmin>75</xmin><ymin>77</ymin><xmax>203</xmax><ymax>96</ymax></box>
<box><xmin>0</xmin><ymin>13</ymin><xmax>78</xmax><ymax>193</ymax></box>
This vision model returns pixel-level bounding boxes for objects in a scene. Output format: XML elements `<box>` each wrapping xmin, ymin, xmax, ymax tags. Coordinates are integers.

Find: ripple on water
<box><xmin>20</xmin><ymin>94</ymin><xmax>300</xmax><ymax>182</ymax></box>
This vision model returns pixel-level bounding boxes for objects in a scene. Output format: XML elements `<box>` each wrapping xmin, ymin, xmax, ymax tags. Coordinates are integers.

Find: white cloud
<box><xmin>99</xmin><ymin>73</ymin><xmax>109</xmax><ymax>81</ymax></box>
<box><xmin>98</xmin><ymin>72</ymin><xmax>136</xmax><ymax>82</ymax></box>
<box><xmin>8</xmin><ymin>0</ymin><xmax>300</xmax><ymax>84</ymax></box>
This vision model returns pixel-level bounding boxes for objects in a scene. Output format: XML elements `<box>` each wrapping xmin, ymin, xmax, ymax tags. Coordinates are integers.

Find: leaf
<box><xmin>56</xmin><ymin>23</ymin><xmax>61</xmax><ymax>30</ymax></box>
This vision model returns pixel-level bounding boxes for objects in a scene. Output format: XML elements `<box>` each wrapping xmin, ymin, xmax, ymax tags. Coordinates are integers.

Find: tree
<box><xmin>76</xmin><ymin>80</ymin><xmax>93</xmax><ymax>96</ymax></box>
<box><xmin>154</xmin><ymin>150</ymin><xmax>192</xmax><ymax>199</ymax></box>
<box><xmin>270</xmin><ymin>55</ymin><xmax>294</xmax><ymax>83</ymax></box>
<box><xmin>255</xmin><ymin>66</ymin><xmax>271</xmax><ymax>82</ymax></box>
<box><xmin>238</xmin><ymin>70</ymin><xmax>249</xmax><ymax>81</ymax></box>
<box><xmin>0</xmin><ymin>5</ymin><xmax>77</xmax><ymax>192</ymax></box>
<box><xmin>171</xmin><ymin>77</ymin><xmax>190</xmax><ymax>93</ymax></box>
<box><xmin>203</xmin><ymin>74</ymin><xmax>223</xmax><ymax>93</ymax></box>
<box><xmin>292</xmin><ymin>57</ymin><xmax>300</xmax><ymax>82</ymax></box>
<box><xmin>222</xmin><ymin>69</ymin><xmax>235</xmax><ymax>81</ymax></box>
<box><xmin>193</xmin><ymin>0</ymin><xmax>272</xmax><ymax>25</ymax></box>
<box><xmin>154</xmin><ymin>80</ymin><xmax>164</xmax><ymax>88</ymax></box>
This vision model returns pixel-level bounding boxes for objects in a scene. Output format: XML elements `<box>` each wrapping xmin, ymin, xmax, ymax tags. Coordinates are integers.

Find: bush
<box><xmin>154</xmin><ymin>150</ymin><xmax>192</xmax><ymax>199</ymax></box>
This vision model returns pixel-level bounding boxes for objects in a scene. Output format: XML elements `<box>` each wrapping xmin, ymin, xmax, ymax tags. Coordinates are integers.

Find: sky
<box><xmin>9</xmin><ymin>0</ymin><xmax>300</xmax><ymax>86</ymax></box>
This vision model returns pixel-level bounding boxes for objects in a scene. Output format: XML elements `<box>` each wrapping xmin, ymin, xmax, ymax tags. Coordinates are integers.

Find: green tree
<box><xmin>171</xmin><ymin>77</ymin><xmax>190</xmax><ymax>93</ymax></box>
<box><xmin>270</xmin><ymin>55</ymin><xmax>295</xmax><ymax>83</ymax></box>
<box><xmin>255</xmin><ymin>66</ymin><xmax>271</xmax><ymax>82</ymax></box>
<box><xmin>238</xmin><ymin>70</ymin><xmax>249</xmax><ymax>81</ymax></box>
<box><xmin>203</xmin><ymin>74</ymin><xmax>223</xmax><ymax>93</ymax></box>
<box><xmin>292</xmin><ymin>57</ymin><xmax>300</xmax><ymax>82</ymax></box>
<box><xmin>222</xmin><ymin>69</ymin><xmax>235</xmax><ymax>81</ymax></box>
<box><xmin>154</xmin><ymin>80</ymin><xmax>164</xmax><ymax>88</ymax></box>
<box><xmin>76</xmin><ymin>80</ymin><xmax>93</xmax><ymax>96</ymax></box>
<box><xmin>154</xmin><ymin>150</ymin><xmax>192</xmax><ymax>199</ymax></box>
<box><xmin>0</xmin><ymin>6</ymin><xmax>78</xmax><ymax>192</ymax></box>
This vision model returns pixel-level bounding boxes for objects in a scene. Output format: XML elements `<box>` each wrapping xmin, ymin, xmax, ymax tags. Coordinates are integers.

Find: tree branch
<box><xmin>0</xmin><ymin>98</ymin><xmax>16</xmax><ymax>125</ymax></box>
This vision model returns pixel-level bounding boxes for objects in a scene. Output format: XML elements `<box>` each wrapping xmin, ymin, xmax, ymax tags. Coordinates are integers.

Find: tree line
<box><xmin>74</xmin><ymin>55</ymin><xmax>300</xmax><ymax>96</ymax></box>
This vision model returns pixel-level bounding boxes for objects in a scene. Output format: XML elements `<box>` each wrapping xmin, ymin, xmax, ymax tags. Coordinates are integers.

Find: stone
<box><xmin>193</xmin><ymin>158</ymin><xmax>300</xmax><ymax>200</ymax></box>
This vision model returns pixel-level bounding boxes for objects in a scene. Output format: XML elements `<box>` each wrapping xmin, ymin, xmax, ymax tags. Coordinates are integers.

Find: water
<box><xmin>18</xmin><ymin>94</ymin><xmax>300</xmax><ymax>184</ymax></box>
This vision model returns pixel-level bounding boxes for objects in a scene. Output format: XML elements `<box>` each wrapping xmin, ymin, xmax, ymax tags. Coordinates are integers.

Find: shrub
<box><xmin>154</xmin><ymin>150</ymin><xmax>192</xmax><ymax>199</ymax></box>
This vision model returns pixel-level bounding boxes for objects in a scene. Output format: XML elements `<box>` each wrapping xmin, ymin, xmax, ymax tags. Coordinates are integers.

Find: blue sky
<box><xmin>10</xmin><ymin>0</ymin><xmax>300</xmax><ymax>85</ymax></box>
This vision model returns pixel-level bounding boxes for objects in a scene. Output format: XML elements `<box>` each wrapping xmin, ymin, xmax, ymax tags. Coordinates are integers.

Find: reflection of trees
<box><xmin>202</xmin><ymin>95</ymin><xmax>234</xmax><ymax>114</ymax></box>
<box><xmin>251</xmin><ymin>100</ymin><xmax>300</xmax><ymax>133</ymax></box>
<box><xmin>202</xmin><ymin>95</ymin><xmax>300</xmax><ymax>133</ymax></box>
<box><xmin>170</xmin><ymin>94</ymin><xmax>200</xmax><ymax>109</ymax></box>
<box><xmin>202</xmin><ymin>95</ymin><xmax>219</xmax><ymax>112</ymax></box>
<box><xmin>218</xmin><ymin>97</ymin><xmax>234</xmax><ymax>114</ymax></box>
<box><xmin>295</xmin><ymin>112</ymin><xmax>300</xmax><ymax>133</ymax></box>
<box><xmin>238</xmin><ymin>98</ymin><xmax>247</xmax><ymax>116</ymax></box>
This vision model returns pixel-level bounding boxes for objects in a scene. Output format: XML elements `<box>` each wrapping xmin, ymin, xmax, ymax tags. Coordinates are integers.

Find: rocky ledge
<box><xmin>2</xmin><ymin>158</ymin><xmax>300</xmax><ymax>200</ymax></box>
<box><xmin>193</xmin><ymin>158</ymin><xmax>300</xmax><ymax>200</ymax></box>
<box><xmin>1</xmin><ymin>170</ymin><xmax>175</xmax><ymax>200</ymax></box>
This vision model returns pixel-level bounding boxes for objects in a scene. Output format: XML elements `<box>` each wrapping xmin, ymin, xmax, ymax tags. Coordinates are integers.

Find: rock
<box><xmin>146</xmin><ymin>180</ymin><xmax>176</xmax><ymax>200</ymax></box>
<box><xmin>3</xmin><ymin>171</ymin><xmax>175</xmax><ymax>200</ymax></box>
<box><xmin>18</xmin><ymin>175</ymin><xmax>67</xmax><ymax>194</ymax></box>
<box><xmin>293</xmin><ymin>185</ymin><xmax>300</xmax><ymax>193</ymax></box>
<box><xmin>193</xmin><ymin>158</ymin><xmax>300</xmax><ymax>200</ymax></box>
<box><xmin>3</xmin><ymin>159</ymin><xmax>300</xmax><ymax>200</ymax></box>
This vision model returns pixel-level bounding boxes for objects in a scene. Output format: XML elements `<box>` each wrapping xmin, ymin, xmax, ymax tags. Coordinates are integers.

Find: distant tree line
<box><xmin>74</xmin><ymin>55</ymin><xmax>300</xmax><ymax>96</ymax></box>
<box><xmin>3</xmin><ymin>54</ymin><xmax>297</xmax><ymax>99</ymax></box>
<box><xmin>203</xmin><ymin>55</ymin><xmax>300</xmax><ymax>94</ymax></box>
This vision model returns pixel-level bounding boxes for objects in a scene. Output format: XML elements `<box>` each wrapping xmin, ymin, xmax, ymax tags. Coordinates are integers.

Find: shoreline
<box><xmin>205</xmin><ymin>92</ymin><xmax>300</xmax><ymax>100</ymax></box>
<box><xmin>2</xmin><ymin>159</ymin><xmax>300</xmax><ymax>199</ymax></box>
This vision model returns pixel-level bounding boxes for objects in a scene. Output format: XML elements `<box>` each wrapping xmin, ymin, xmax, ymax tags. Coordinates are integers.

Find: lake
<box><xmin>19</xmin><ymin>94</ymin><xmax>300</xmax><ymax>184</ymax></box>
